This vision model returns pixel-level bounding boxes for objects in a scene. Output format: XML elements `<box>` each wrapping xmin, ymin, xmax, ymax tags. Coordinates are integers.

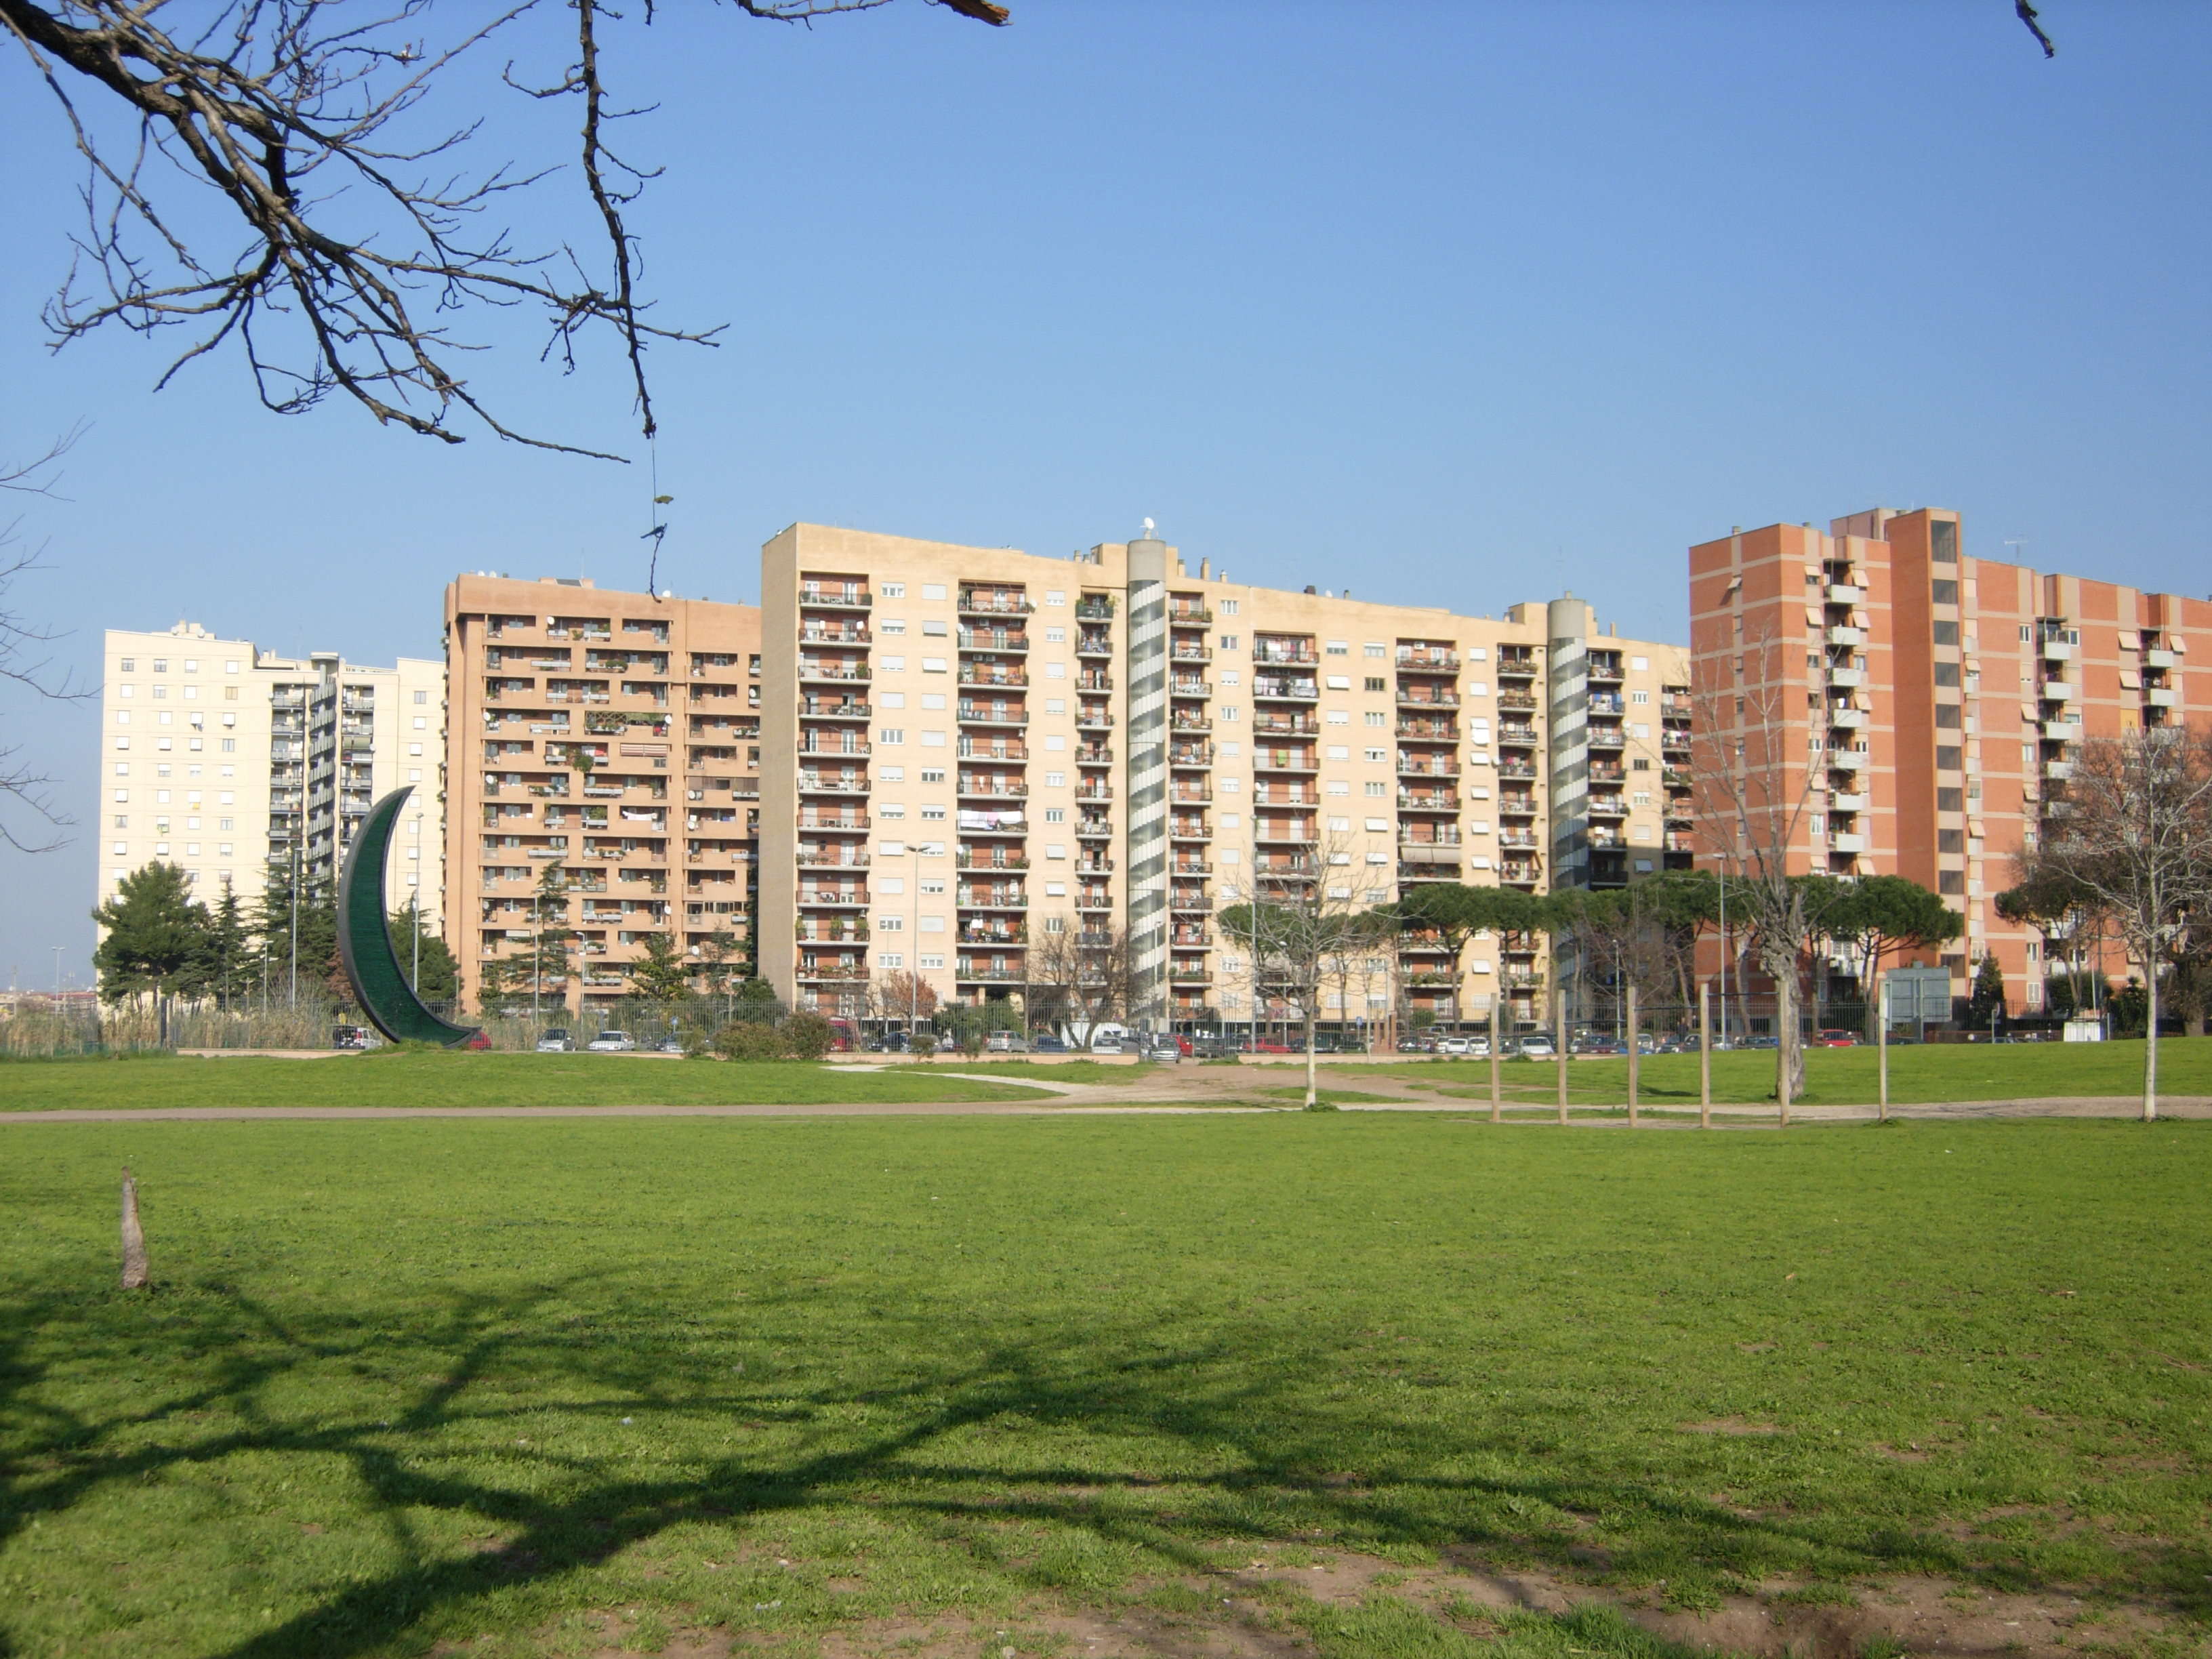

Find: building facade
<box><xmin>1688</xmin><ymin>508</ymin><xmax>2212</xmax><ymax>1010</ymax></box>
<box><xmin>441</xmin><ymin>575</ymin><xmax>762</xmax><ymax>1015</ymax></box>
<box><xmin>758</xmin><ymin>524</ymin><xmax>1692</xmax><ymax>1031</ymax></box>
<box><xmin>98</xmin><ymin>623</ymin><xmax>444</xmax><ymax>928</ymax></box>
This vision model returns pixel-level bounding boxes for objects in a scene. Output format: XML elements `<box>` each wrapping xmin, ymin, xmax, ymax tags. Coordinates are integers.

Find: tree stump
<box><xmin>120</xmin><ymin>1167</ymin><xmax>150</xmax><ymax>1290</ymax></box>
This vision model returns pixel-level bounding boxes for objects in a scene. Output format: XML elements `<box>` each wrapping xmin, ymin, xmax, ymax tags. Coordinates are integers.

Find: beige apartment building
<box><xmin>1688</xmin><ymin>508</ymin><xmax>2212</xmax><ymax>1010</ymax></box>
<box><xmin>98</xmin><ymin>623</ymin><xmax>444</xmax><ymax>929</ymax></box>
<box><xmin>441</xmin><ymin>575</ymin><xmax>762</xmax><ymax>1015</ymax></box>
<box><xmin>759</xmin><ymin>524</ymin><xmax>1692</xmax><ymax>1032</ymax></box>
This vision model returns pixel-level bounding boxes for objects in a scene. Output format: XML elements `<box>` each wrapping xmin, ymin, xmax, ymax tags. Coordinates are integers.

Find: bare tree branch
<box><xmin>2015</xmin><ymin>0</ymin><xmax>2056</xmax><ymax>58</ymax></box>
<box><xmin>0</xmin><ymin>428</ymin><xmax>90</xmax><ymax>853</ymax></box>
<box><xmin>2</xmin><ymin>0</ymin><xmax>1008</xmax><ymax>458</ymax></box>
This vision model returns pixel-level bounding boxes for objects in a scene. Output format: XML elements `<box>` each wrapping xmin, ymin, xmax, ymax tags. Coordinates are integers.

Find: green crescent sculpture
<box><xmin>336</xmin><ymin>786</ymin><xmax>481</xmax><ymax>1047</ymax></box>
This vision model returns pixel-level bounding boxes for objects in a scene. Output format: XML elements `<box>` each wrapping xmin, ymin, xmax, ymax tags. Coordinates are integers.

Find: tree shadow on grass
<box><xmin>1</xmin><ymin>1273</ymin><xmax>2205</xmax><ymax>1658</ymax></box>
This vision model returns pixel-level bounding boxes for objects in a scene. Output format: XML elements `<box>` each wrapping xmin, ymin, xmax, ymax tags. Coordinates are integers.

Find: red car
<box><xmin>462</xmin><ymin>1029</ymin><xmax>494</xmax><ymax>1050</ymax></box>
<box><xmin>1812</xmin><ymin>1029</ymin><xmax>1860</xmax><ymax>1047</ymax></box>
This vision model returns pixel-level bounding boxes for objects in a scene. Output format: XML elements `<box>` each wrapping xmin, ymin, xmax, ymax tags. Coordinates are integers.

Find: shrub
<box><xmin>782</xmin><ymin>1012</ymin><xmax>835</xmax><ymax>1061</ymax></box>
<box><xmin>714</xmin><ymin>1021</ymin><xmax>790</xmax><ymax>1062</ymax></box>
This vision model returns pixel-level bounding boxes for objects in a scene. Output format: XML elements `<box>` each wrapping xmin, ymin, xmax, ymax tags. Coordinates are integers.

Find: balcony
<box><xmin>1076</xmin><ymin>781</ymin><xmax>1115</xmax><ymax>801</ymax></box>
<box><xmin>1828</xmin><ymin>749</ymin><xmax>1870</xmax><ymax>772</ymax></box>
<box><xmin>1252</xmin><ymin>748</ymin><xmax>1318</xmax><ymax>773</ymax></box>
<box><xmin>957</xmin><ymin>704</ymin><xmax>1029</xmax><ymax>727</ymax></box>
<box><xmin>1397</xmin><ymin>689</ymin><xmax>1461</xmax><ymax>709</ymax></box>
<box><xmin>1076</xmin><ymin>634</ymin><xmax>1113</xmax><ymax>657</ymax></box>
<box><xmin>1253</xmin><ymin>679</ymin><xmax>1319</xmax><ymax>701</ymax></box>
<box><xmin>2146</xmin><ymin>687</ymin><xmax>2178</xmax><ymax>709</ymax></box>
<box><xmin>2039</xmin><ymin>638</ymin><xmax>2073</xmax><ymax>661</ymax></box>
<box><xmin>798</xmin><ymin>774</ymin><xmax>872</xmax><ymax>796</ymax></box>
<box><xmin>1076</xmin><ymin>708</ymin><xmax>1114</xmax><ymax>731</ymax></box>
<box><xmin>1396</xmin><ymin>792</ymin><xmax>1458</xmax><ymax>813</ymax></box>
<box><xmin>797</xmin><ymin>813</ymin><xmax>871</xmax><ymax>832</ymax></box>
<box><xmin>1827</xmin><ymin>626</ymin><xmax>1866</xmax><ymax>647</ymax></box>
<box><xmin>958</xmin><ymin>590</ymin><xmax>1035</xmax><ymax>617</ymax></box>
<box><xmin>1827</xmin><ymin>667</ymin><xmax>1864</xmax><ymax>689</ymax></box>
<box><xmin>1827</xmin><ymin>583</ymin><xmax>1866</xmax><ymax>605</ymax></box>
<box><xmin>1081</xmin><ymin>674</ymin><xmax>1118</xmax><ymax>693</ymax></box>
<box><xmin>799</xmin><ymin>588</ymin><xmax>872</xmax><ymax>611</ymax></box>
<box><xmin>1167</xmin><ymin>785</ymin><xmax>1211</xmax><ymax>804</ymax></box>
<box><xmin>1396</xmin><ymin>651</ymin><xmax>1460</xmax><ymax>673</ymax></box>
<box><xmin>799</xmin><ymin>888</ymin><xmax>872</xmax><ymax>908</ymax></box>
<box><xmin>1169</xmin><ymin>678</ymin><xmax>1210</xmax><ymax>697</ymax></box>
<box><xmin>1586</xmin><ymin>794</ymin><xmax>1626</xmax><ymax>818</ymax></box>
<box><xmin>798</xmin><ymin>739</ymin><xmax>872</xmax><ymax>758</ymax></box>
<box><xmin>2042</xmin><ymin>719</ymin><xmax>2083</xmax><ymax>741</ymax></box>
<box><xmin>1169</xmin><ymin>818</ymin><xmax>1212</xmax><ymax>840</ymax></box>
<box><xmin>956</xmin><ymin>888</ymin><xmax>1029</xmax><ymax>910</ymax></box>
<box><xmin>2039</xmin><ymin>680</ymin><xmax>2076</xmax><ymax>703</ymax></box>
<box><xmin>1828</xmin><ymin>708</ymin><xmax>1868</xmax><ymax>729</ymax></box>
<box><xmin>1830</xmin><ymin>833</ymin><xmax>1867</xmax><ymax>854</ymax></box>
<box><xmin>1586</xmin><ymin>658</ymin><xmax>1624</xmax><ymax>683</ymax></box>
<box><xmin>1252</xmin><ymin>714</ymin><xmax>1322</xmax><ymax>738</ymax></box>
<box><xmin>1582</xmin><ymin>726</ymin><xmax>1625</xmax><ymax>750</ymax></box>
<box><xmin>798</xmin><ymin>661</ymin><xmax>871</xmax><ymax>685</ymax></box>
<box><xmin>2145</xmin><ymin>647</ymin><xmax>2178</xmax><ymax>670</ymax></box>
<box><xmin>1397</xmin><ymin>756</ymin><xmax>1460</xmax><ymax>777</ymax></box>
<box><xmin>1168</xmin><ymin>745</ymin><xmax>1212</xmax><ymax>767</ymax></box>
<box><xmin>1075</xmin><ymin>599</ymin><xmax>1115</xmax><ymax>621</ymax></box>
<box><xmin>1078</xmin><ymin>745</ymin><xmax>1116</xmax><ymax>765</ymax></box>
<box><xmin>2044</xmin><ymin>760</ymin><xmax>2074</xmax><ymax>781</ymax></box>
<box><xmin>796</xmin><ymin>846</ymin><xmax>871</xmax><ymax>869</ymax></box>
<box><xmin>1167</xmin><ymin>712</ymin><xmax>1211</xmax><ymax>732</ymax></box>
<box><xmin>1170</xmin><ymin>887</ymin><xmax>1214</xmax><ymax>910</ymax></box>
<box><xmin>1076</xmin><ymin>890</ymin><xmax>1113</xmax><ymax>909</ymax></box>
<box><xmin>1831</xmin><ymin>792</ymin><xmax>1870</xmax><ymax>813</ymax></box>
<box><xmin>1076</xmin><ymin>818</ymin><xmax>1113</xmax><ymax>839</ymax></box>
<box><xmin>1170</xmin><ymin>605</ymin><xmax>1214</xmax><ymax>626</ymax></box>
<box><xmin>955</xmin><ymin>850</ymin><xmax>1029</xmax><ymax>870</ymax></box>
<box><xmin>1171</xmin><ymin>643</ymin><xmax>1214</xmax><ymax>663</ymax></box>
<box><xmin>1497</xmin><ymin>794</ymin><xmax>1538</xmax><ymax>817</ymax></box>
<box><xmin>958</xmin><ymin>630</ymin><xmax>1029</xmax><ymax>654</ymax></box>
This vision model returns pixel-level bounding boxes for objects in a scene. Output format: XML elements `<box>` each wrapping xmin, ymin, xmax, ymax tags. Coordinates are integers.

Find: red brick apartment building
<box><xmin>1690</xmin><ymin>508</ymin><xmax>2212</xmax><ymax>1011</ymax></box>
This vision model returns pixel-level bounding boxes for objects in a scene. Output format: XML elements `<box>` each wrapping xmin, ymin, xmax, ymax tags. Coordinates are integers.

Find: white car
<box><xmin>1518</xmin><ymin>1033</ymin><xmax>1558</xmax><ymax>1060</ymax></box>
<box><xmin>587</xmin><ymin>1030</ymin><xmax>636</xmax><ymax>1052</ymax></box>
<box><xmin>1437</xmin><ymin>1035</ymin><xmax>1472</xmax><ymax>1054</ymax></box>
<box><xmin>985</xmin><ymin>1031</ymin><xmax>1028</xmax><ymax>1053</ymax></box>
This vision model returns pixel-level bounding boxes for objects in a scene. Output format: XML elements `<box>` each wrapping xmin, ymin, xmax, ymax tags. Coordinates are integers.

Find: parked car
<box><xmin>985</xmin><ymin>1031</ymin><xmax>1028</xmax><ymax>1053</ymax></box>
<box><xmin>1029</xmin><ymin>1032</ymin><xmax>1069</xmax><ymax>1054</ymax></box>
<box><xmin>1189</xmin><ymin>1033</ymin><xmax>1231</xmax><ymax>1059</ymax></box>
<box><xmin>588</xmin><ymin>1029</ymin><xmax>636</xmax><ymax>1052</ymax></box>
<box><xmin>1518</xmin><ymin>1033</ymin><xmax>1558</xmax><ymax>1060</ymax></box>
<box><xmin>1437</xmin><ymin>1035</ymin><xmax>1473</xmax><ymax>1054</ymax></box>
<box><xmin>1572</xmin><ymin>1036</ymin><xmax>1626</xmax><ymax>1057</ymax></box>
<box><xmin>1141</xmin><ymin>1034</ymin><xmax>1186</xmax><ymax>1063</ymax></box>
<box><xmin>332</xmin><ymin>1024</ymin><xmax>378</xmax><ymax>1050</ymax></box>
<box><xmin>536</xmin><ymin>1028</ymin><xmax>573</xmax><ymax>1053</ymax></box>
<box><xmin>1813</xmin><ymin>1029</ymin><xmax>1861</xmax><ymax>1047</ymax></box>
<box><xmin>461</xmin><ymin>1029</ymin><xmax>494</xmax><ymax>1050</ymax></box>
<box><xmin>653</xmin><ymin>1036</ymin><xmax>684</xmax><ymax>1054</ymax></box>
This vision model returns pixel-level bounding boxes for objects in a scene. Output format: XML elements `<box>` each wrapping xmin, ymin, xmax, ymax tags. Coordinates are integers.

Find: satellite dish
<box><xmin>1141</xmin><ymin>517</ymin><xmax>1155</xmax><ymax>535</ymax></box>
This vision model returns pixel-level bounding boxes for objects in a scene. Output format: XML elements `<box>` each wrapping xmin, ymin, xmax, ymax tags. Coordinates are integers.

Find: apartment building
<box><xmin>1687</xmin><ymin>508</ymin><xmax>2212</xmax><ymax>1009</ymax></box>
<box><xmin>441</xmin><ymin>575</ymin><xmax>762</xmax><ymax>1014</ymax></box>
<box><xmin>759</xmin><ymin>524</ymin><xmax>1692</xmax><ymax>1032</ymax></box>
<box><xmin>98</xmin><ymin>623</ymin><xmax>444</xmax><ymax>924</ymax></box>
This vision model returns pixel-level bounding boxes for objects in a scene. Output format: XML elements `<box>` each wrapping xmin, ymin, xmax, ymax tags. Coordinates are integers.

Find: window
<box><xmin>1327</xmin><ymin>816</ymin><xmax>1351</xmax><ymax>832</ymax></box>
<box><xmin>119</xmin><ymin>658</ymin><xmax>135</xmax><ymax>672</ymax></box>
<box><xmin>1364</xmin><ymin>643</ymin><xmax>1385</xmax><ymax>658</ymax></box>
<box><xmin>920</xmin><ymin>878</ymin><xmax>946</xmax><ymax>895</ymax></box>
<box><xmin>1933</xmin><ymin>621</ymin><xmax>1959</xmax><ymax>646</ymax></box>
<box><xmin>919</xmin><ymin>954</ymin><xmax>945</xmax><ymax>970</ymax></box>
<box><xmin>880</xmin><ymin>729</ymin><xmax>905</xmax><ymax>745</ymax></box>
<box><xmin>877</xmin><ymin>916</ymin><xmax>905</xmax><ymax>932</ymax></box>
<box><xmin>878</xmin><ymin>692</ymin><xmax>906</xmax><ymax>709</ymax></box>
<box><xmin>1364</xmin><ymin>781</ymin><xmax>1386</xmax><ymax>796</ymax></box>
<box><xmin>1326</xmin><ymin>710</ymin><xmax>1349</xmax><ymax>724</ymax></box>
<box><xmin>1936</xmin><ymin>745</ymin><xmax>1962</xmax><ymax>771</ymax></box>
<box><xmin>152</xmin><ymin>659</ymin><xmax>167</xmax><ymax>672</ymax></box>
<box><xmin>880</xmin><ymin>619</ymin><xmax>907</xmax><ymax>635</ymax></box>
<box><xmin>414</xmin><ymin>689</ymin><xmax>428</xmax><ymax>703</ymax></box>
<box><xmin>921</xmin><ymin>657</ymin><xmax>947</xmax><ymax>673</ymax></box>
<box><xmin>1045</xmin><ymin>844</ymin><xmax>1067</xmax><ymax>860</ymax></box>
<box><xmin>880</xmin><ymin>655</ymin><xmax>906</xmax><ymax>672</ymax></box>
<box><xmin>1935</xmin><ymin>705</ymin><xmax>1961</xmax><ymax>729</ymax></box>
<box><xmin>1630</xmin><ymin>689</ymin><xmax>1649</xmax><ymax>704</ymax></box>
<box><xmin>1219</xmin><ymin>635</ymin><xmax>1239</xmax><ymax>651</ymax></box>
<box><xmin>920</xmin><ymin>804</ymin><xmax>946</xmax><ymax>819</ymax></box>
<box><xmin>1364</xmin><ymin>676</ymin><xmax>1386</xmax><ymax>693</ymax></box>
<box><xmin>1325</xmin><ymin>674</ymin><xmax>1350</xmax><ymax>691</ymax></box>
<box><xmin>920</xmin><ymin>768</ymin><xmax>945</xmax><ymax>783</ymax></box>
<box><xmin>1044</xmin><ymin>806</ymin><xmax>1066</xmax><ymax>823</ymax></box>
<box><xmin>1220</xmin><ymin>599</ymin><xmax>1239</xmax><ymax>615</ymax></box>
<box><xmin>882</xmin><ymin>581</ymin><xmax>906</xmax><ymax>598</ymax></box>
<box><xmin>1045</xmin><ymin>590</ymin><xmax>1065</xmax><ymax>607</ymax></box>
<box><xmin>1938</xmin><ymin>869</ymin><xmax>1965</xmax><ymax>895</ymax></box>
<box><xmin>1933</xmin><ymin>661</ymin><xmax>1960</xmax><ymax>687</ymax></box>
<box><xmin>220</xmin><ymin>738</ymin><xmax>235</xmax><ymax>753</ymax></box>
<box><xmin>922</xmin><ymin>620</ymin><xmax>948</xmax><ymax>636</ymax></box>
<box><xmin>224</xmin><ymin>687</ymin><xmax>239</xmax><ymax>702</ymax></box>
<box><xmin>1325</xmin><ymin>743</ymin><xmax>1349</xmax><ymax>760</ymax></box>
<box><xmin>1936</xmin><ymin>787</ymin><xmax>1963</xmax><ymax>811</ymax></box>
<box><xmin>922</xmin><ymin>583</ymin><xmax>947</xmax><ymax>600</ymax></box>
<box><xmin>877</xmin><ymin>951</ymin><xmax>905</xmax><ymax>968</ymax></box>
<box><xmin>1931</xmin><ymin>579</ymin><xmax>1959</xmax><ymax>605</ymax></box>
<box><xmin>1363</xmin><ymin>710</ymin><xmax>1386</xmax><ymax>727</ymax></box>
<box><xmin>1932</xmin><ymin>520</ymin><xmax>1959</xmax><ymax>562</ymax></box>
<box><xmin>1364</xmin><ymin>747</ymin><xmax>1386</xmax><ymax>762</ymax></box>
<box><xmin>1326</xmin><ymin>641</ymin><xmax>1349</xmax><ymax>655</ymax></box>
<box><xmin>1045</xmin><ymin>662</ymin><xmax>1065</xmax><ymax>679</ymax></box>
<box><xmin>1326</xmin><ymin>779</ymin><xmax>1350</xmax><ymax>796</ymax></box>
<box><xmin>1044</xmin><ymin>626</ymin><xmax>1066</xmax><ymax>643</ymax></box>
<box><xmin>1938</xmin><ymin>829</ymin><xmax>1965</xmax><ymax>853</ymax></box>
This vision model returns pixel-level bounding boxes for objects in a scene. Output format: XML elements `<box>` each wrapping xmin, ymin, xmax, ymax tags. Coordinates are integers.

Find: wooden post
<box><xmin>1877</xmin><ymin>975</ymin><xmax>1889</xmax><ymax>1122</ymax></box>
<box><xmin>120</xmin><ymin>1167</ymin><xmax>149</xmax><ymax>1290</ymax></box>
<box><xmin>1554</xmin><ymin>986</ymin><xmax>1569</xmax><ymax>1125</ymax></box>
<box><xmin>1698</xmin><ymin>982</ymin><xmax>1712</xmax><ymax>1131</ymax></box>
<box><xmin>1626</xmin><ymin>982</ymin><xmax>1639</xmax><ymax>1127</ymax></box>
<box><xmin>1488</xmin><ymin>998</ymin><xmax>1502</xmax><ymax>1124</ymax></box>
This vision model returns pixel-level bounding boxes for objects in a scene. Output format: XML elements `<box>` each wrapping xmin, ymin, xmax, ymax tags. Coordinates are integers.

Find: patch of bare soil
<box><xmin>546</xmin><ymin>1542</ymin><xmax>2194</xmax><ymax>1659</ymax></box>
<box><xmin>1679</xmin><ymin>1416</ymin><xmax>1786</xmax><ymax>1436</ymax></box>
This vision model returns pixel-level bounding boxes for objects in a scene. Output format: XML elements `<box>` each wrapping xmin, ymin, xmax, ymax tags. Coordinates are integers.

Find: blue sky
<box><xmin>3</xmin><ymin>1</ymin><xmax>2207</xmax><ymax>979</ymax></box>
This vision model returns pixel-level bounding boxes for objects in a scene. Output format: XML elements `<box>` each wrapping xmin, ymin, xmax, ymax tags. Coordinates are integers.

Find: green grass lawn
<box><xmin>1351</xmin><ymin>1036</ymin><xmax>2212</xmax><ymax>1107</ymax></box>
<box><xmin>0</xmin><ymin>1052</ymin><xmax>1057</xmax><ymax>1111</ymax></box>
<box><xmin>2</xmin><ymin>1115</ymin><xmax>2207</xmax><ymax>1658</ymax></box>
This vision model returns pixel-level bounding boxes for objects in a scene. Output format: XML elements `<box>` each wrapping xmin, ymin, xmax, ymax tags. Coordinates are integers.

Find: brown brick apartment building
<box><xmin>1689</xmin><ymin>508</ymin><xmax>2212</xmax><ymax>1011</ymax></box>
<box><xmin>443</xmin><ymin>576</ymin><xmax>762</xmax><ymax>1015</ymax></box>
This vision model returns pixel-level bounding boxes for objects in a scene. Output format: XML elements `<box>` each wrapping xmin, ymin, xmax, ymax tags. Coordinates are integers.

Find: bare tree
<box><xmin>2016</xmin><ymin>728</ymin><xmax>2212</xmax><ymax>1120</ymax></box>
<box><xmin>1223</xmin><ymin>834</ymin><xmax>1391</xmax><ymax>1108</ymax></box>
<box><xmin>1691</xmin><ymin>642</ymin><xmax>1851</xmax><ymax>1118</ymax></box>
<box><xmin>2</xmin><ymin>0</ymin><xmax>1008</xmax><ymax>459</ymax></box>
<box><xmin>1028</xmin><ymin>921</ymin><xmax>1131</xmax><ymax>1046</ymax></box>
<box><xmin>1</xmin><ymin>430</ymin><xmax>89</xmax><ymax>853</ymax></box>
<box><xmin>868</xmin><ymin>968</ymin><xmax>937</xmax><ymax>1028</ymax></box>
